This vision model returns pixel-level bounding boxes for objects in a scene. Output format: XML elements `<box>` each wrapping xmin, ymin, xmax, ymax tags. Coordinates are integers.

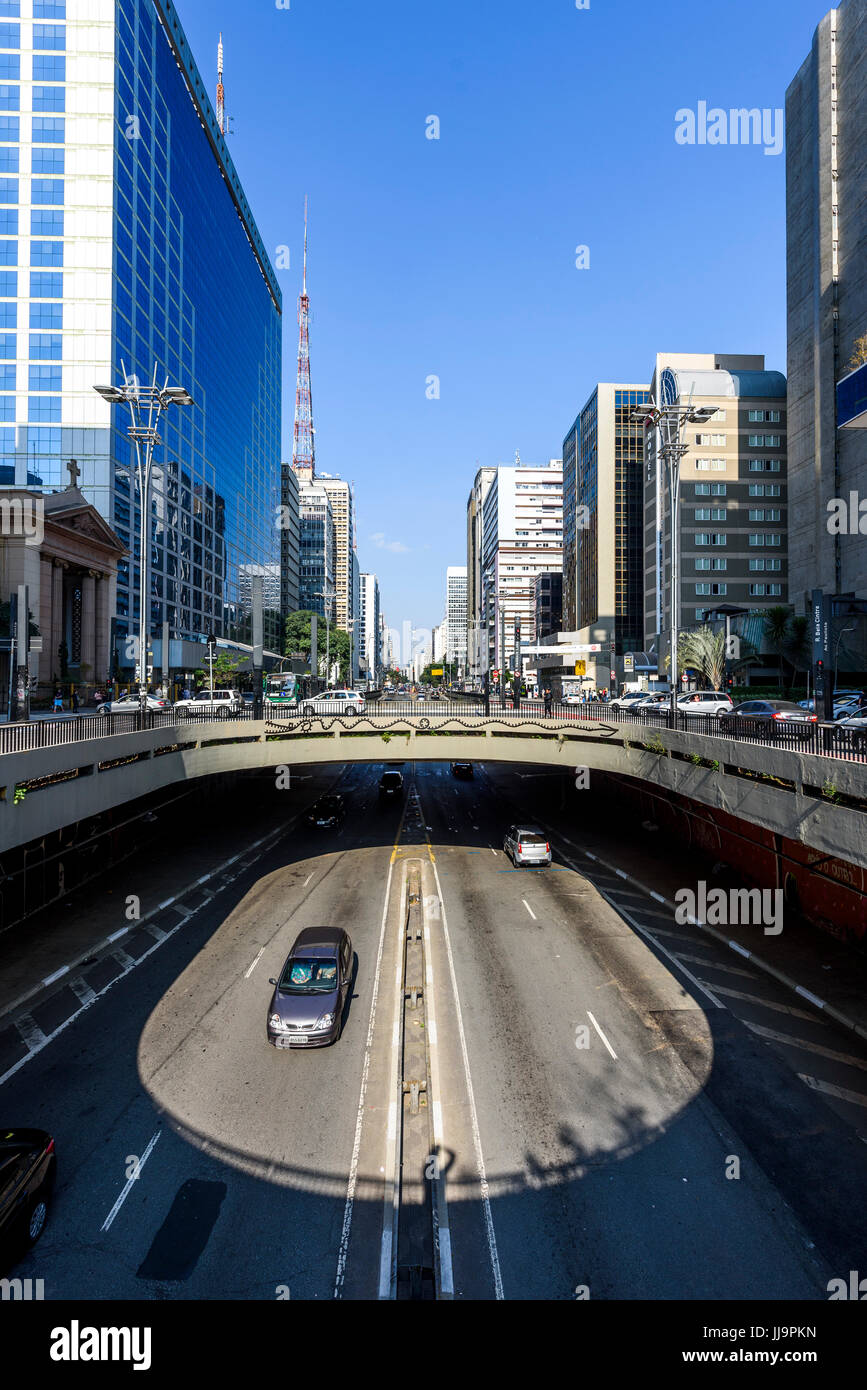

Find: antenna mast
<box><xmin>293</xmin><ymin>197</ymin><xmax>315</xmax><ymax>481</ymax></box>
<box><xmin>216</xmin><ymin>33</ymin><xmax>225</xmax><ymax>135</ymax></box>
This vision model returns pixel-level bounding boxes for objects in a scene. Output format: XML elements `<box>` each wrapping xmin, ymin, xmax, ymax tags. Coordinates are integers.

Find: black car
<box><xmin>267</xmin><ymin>927</ymin><xmax>353</xmax><ymax>1048</ymax></box>
<box><xmin>451</xmin><ymin>761</ymin><xmax>473</xmax><ymax>778</ymax></box>
<box><xmin>379</xmin><ymin>770</ymin><xmax>404</xmax><ymax>800</ymax></box>
<box><xmin>0</xmin><ymin>1128</ymin><xmax>56</xmax><ymax>1256</ymax></box>
<box><xmin>305</xmin><ymin>794</ymin><xmax>345</xmax><ymax>828</ymax></box>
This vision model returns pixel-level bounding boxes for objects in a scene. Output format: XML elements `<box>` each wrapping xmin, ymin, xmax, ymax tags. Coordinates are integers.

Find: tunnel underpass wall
<box><xmin>586</xmin><ymin>770</ymin><xmax>867</xmax><ymax>946</ymax></box>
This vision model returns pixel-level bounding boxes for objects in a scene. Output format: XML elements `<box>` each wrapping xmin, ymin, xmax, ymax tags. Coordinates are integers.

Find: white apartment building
<box><xmin>432</xmin><ymin>618</ymin><xmax>447</xmax><ymax>664</ymax></box>
<box><xmin>445</xmin><ymin>564</ymin><xmax>467</xmax><ymax>673</ymax></box>
<box><xmin>481</xmin><ymin>458</ymin><xmax>563</xmax><ymax>677</ymax></box>
<box><xmin>359</xmin><ymin>570</ymin><xmax>380</xmax><ymax>683</ymax></box>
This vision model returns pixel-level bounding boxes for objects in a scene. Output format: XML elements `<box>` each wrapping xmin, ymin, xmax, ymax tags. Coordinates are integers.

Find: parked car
<box><xmin>305</xmin><ymin>794</ymin><xmax>345</xmax><ymax>828</ymax></box>
<box><xmin>301</xmin><ymin>689</ymin><xmax>365</xmax><ymax>716</ymax></box>
<box><xmin>451</xmin><ymin>761</ymin><xmax>473</xmax><ymax>778</ymax></box>
<box><xmin>379</xmin><ymin>770</ymin><xmax>404</xmax><ymax>800</ymax></box>
<box><xmin>173</xmin><ymin>688</ymin><xmax>243</xmax><ymax>716</ymax></box>
<box><xmin>718</xmin><ymin>700</ymin><xmax>818</xmax><ymax>738</ymax></box>
<box><xmin>676</xmin><ymin>691</ymin><xmax>735</xmax><ymax>716</ymax></box>
<box><xmin>0</xmin><ymin>1127</ymin><xmax>56</xmax><ymax>1255</ymax></box>
<box><xmin>267</xmin><ymin>928</ymin><xmax>353</xmax><ymax>1048</ymax></box>
<box><xmin>98</xmin><ymin>693</ymin><xmax>171</xmax><ymax>714</ymax></box>
<box><xmin>503</xmin><ymin>825</ymin><xmax>551</xmax><ymax>867</ymax></box>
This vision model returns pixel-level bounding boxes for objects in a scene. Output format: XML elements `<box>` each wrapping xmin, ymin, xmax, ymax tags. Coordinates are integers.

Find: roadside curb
<box><xmin>557</xmin><ymin>837</ymin><xmax>867</xmax><ymax>1048</ymax></box>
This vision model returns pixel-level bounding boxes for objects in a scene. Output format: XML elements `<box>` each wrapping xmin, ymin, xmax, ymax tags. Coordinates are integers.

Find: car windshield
<box><xmin>382</xmin><ymin>774</ymin><xmax>401</xmax><ymax>786</ymax></box>
<box><xmin>318</xmin><ymin>799</ymin><xmax>339</xmax><ymax>813</ymax></box>
<box><xmin>518</xmin><ymin>832</ymin><xmax>546</xmax><ymax>844</ymax></box>
<box><xmin>279</xmin><ymin>958</ymin><xmax>339</xmax><ymax>994</ymax></box>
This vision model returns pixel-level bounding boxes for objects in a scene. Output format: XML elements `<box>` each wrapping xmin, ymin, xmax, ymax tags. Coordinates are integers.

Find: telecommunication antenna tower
<box><xmin>216</xmin><ymin>34</ymin><xmax>225</xmax><ymax>135</ymax></box>
<box><xmin>292</xmin><ymin>198</ymin><xmax>315</xmax><ymax>481</ymax></box>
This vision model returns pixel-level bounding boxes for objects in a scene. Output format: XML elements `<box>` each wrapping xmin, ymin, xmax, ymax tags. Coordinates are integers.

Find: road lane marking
<box><xmin>799</xmin><ymin>1074</ymin><xmax>867</xmax><ymax>1109</ymax></box>
<box><xmin>244</xmin><ymin>947</ymin><xmax>265</xmax><ymax>979</ymax></box>
<box><xmin>68</xmin><ymin>976</ymin><xmax>98</xmax><ymax>1007</ymax></box>
<box><xmin>587</xmin><ymin>1011</ymin><xmax>618</xmax><ymax>1059</ymax></box>
<box><xmin>303</xmin><ymin>873</ymin><xmax>313</xmax><ymax>886</ymax></box>
<box><xmin>334</xmin><ymin>792</ymin><xmax>410</xmax><ymax>1301</ymax></box>
<box><xmin>101</xmin><ymin>1129</ymin><xmax>161</xmax><ymax>1231</ymax></box>
<box><xmin>422</xmin><ymin>886</ymin><xmax>454</xmax><ymax>1298</ymax></box>
<box><xmin>16</xmin><ymin>1013</ymin><xmax>48</xmax><ymax>1052</ymax></box>
<box><xmin>745</xmin><ymin>1021</ymin><xmax>867</xmax><ymax>1071</ymax></box>
<box><xmin>706</xmin><ymin>983</ymin><xmax>821</xmax><ymax>1021</ymax></box>
<box><xmin>522</xmin><ymin>899</ymin><xmax>537</xmax><ymax>921</ymax></box>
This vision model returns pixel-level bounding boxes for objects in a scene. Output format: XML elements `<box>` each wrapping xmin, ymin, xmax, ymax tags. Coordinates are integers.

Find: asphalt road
<box><xmin>3</xmin><ymin>758</ymin><xmax>866</xmax><ymax>1300</ymax></box>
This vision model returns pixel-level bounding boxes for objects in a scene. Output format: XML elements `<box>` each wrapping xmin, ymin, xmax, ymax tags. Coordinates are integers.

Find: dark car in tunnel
<box><xmin>379</xmin><ymin>771</ymin><xmax>404</xmax><ymax>801</ymax></box>
<box><xmin>305</xmin><ymin>794</ymin><xmax>345</xmax><ymax>829</ymax></box>
<box><xmin>267</xmin><ymin>928</ymin><xmax>353</xmax><ymax>1048</ymax></box>
<box><xmin>0</xmin><ymin>1127</ymin><xmax>56</xmax><ymax>1257</ymax></box>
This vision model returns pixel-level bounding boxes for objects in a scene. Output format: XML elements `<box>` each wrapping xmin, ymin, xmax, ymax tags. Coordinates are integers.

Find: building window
<box><xmin>0</xmin><ymin>87</ymin><xmax>19</xmax><ymax>112</ymax></box>
<box><xmin>0</xmin><ymin>54</ymin><xmax>19</xmax><ymax>81</ymax></box>
<box><xmin>29</xmin><ymin>363</ymin><xmax>60</xmax><ymax>390</ymax></box>
<box><xmin>29</xmin><ymin>332</ymin><xmax>60</xmax><ymax>359</ymax></box>
<box><xmin>31</xmin><ymin>178</ymin><xmax>63</xmax><ymax>204</ymax></box>
<box><xmin>0</xmin><ymin>362</ymin><xmax>13</xmax><ymax>389</ymax></box>
<box><xmin>0</xmin><ymin>115</ymin><xmax>18</xmax><ymax>140</ymax></box>
<box><xmin>32</xmin><ymin>115</ymin><xmax>63</xmax><ymax>141</ymax></box>
<box><xmin>30</xmin><ymin>239</ymin><xmax>62</xmax><ymax>266</ymax></box>
<box><xmin>0</xmin><ymin>332</ymin><xmax>15</xmax><ymax>357</ymax></box>
<box><xmin>695</xmin><ymin>558</ymin><xmax>711</xmax><ymax>571</ymax></box>
<box><xmin>32</xmin><ymin>54</ymin><xmax>65</xmax><ymax>82</ymax></box>
<box><xmin>31</xmin><ymin>208</ymin><xmax>62</xmax><ymax>235</ymax></box>
<box><xmin>0</xmin><ymin>175</ymin><xmax>17</xmax><ymax>200</ymax></box>
<box><xmin>748</xmin><ymin>410</ymin><xmax>764</xmax><ymax>422</ymax></box>
<box><xmin>34</xmin><ymin>3</ymin><xmax>67</xmax><ymax>18</ymax></box>
<box><xmin>32</xmin><ymin>84</ymin><xmax>64</xmax><ymax>112</ymax></box>
<box><xmin>749</xmin><ymin>584</ymin><xmax>766</xmax><ymax>596</ymax></box>
<box><xmin>30</xmin><ymin>270</ymin><xmax>62</xmax><ymax>296</ymax></box>
<box><xmin>0</xmin><ymin>145</ymin><xmax>16</xmax><ymax>172</ymax></box>
<box><xmin>33</xmin><ymin>24</ymin><xmax>65</xmax><ymax>49</ymax></box>
<box><xmin>31</xmin><ymin>146</ymin><xmax>64</xmax><ymax>175</ymax></box>
<box><xmin>0</xmin><ymin>268</ymin><xmax>14</xmax><ymax>295</ymax></box>
<box><xmin>0</xmin><ymin>23</ymin><xmax>20</xmax><ymax>46</ymax></box>
<box><xmin>30</xmin><ymin>300</ymin><xmax>61</xmax><ymax>328</ymax></box>
<box><xmin>28</xmin><ymin>394</ymin><xmax>60</xmax><ymax>422</ymax></box>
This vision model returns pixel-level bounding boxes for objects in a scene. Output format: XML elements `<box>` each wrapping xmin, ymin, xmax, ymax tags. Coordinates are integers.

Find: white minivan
<box><xmin>173</xmin><ymin>688</ymin><xmax>244</xmax><ymax>716</ymax></box>
<box><xmin>301</xmin><ymin>689</ymin><xmax>366</xmax><ymax>716</ymax></box>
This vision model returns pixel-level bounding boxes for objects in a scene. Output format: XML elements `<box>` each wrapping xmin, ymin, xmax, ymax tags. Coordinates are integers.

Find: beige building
<box><xmin>643</xmin><ymin>354</ymin><xmax>788</xmax><ymax>665</ymax></box>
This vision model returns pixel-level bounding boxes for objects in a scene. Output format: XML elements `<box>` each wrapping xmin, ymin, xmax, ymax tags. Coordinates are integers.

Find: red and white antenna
<box><xmin>293</xmin><ymin>197</ymin><xmax>315</xmax><ymax>481</ymax></box>
<box><xmin>216</xmin><ymin>33</ymin><xmax>225</xmax><ymax>135</ymax></box>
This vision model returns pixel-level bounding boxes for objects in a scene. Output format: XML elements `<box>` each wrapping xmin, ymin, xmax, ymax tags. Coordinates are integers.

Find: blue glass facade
<box><xmin>110</xmin><ymin>0</ymin><xmax>282</xmax><ymax>652</ymax></box>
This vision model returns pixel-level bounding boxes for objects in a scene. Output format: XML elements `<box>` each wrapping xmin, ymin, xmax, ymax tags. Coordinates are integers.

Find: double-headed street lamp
<box><xmin>94</xmin><ymin>367</ymin><xmax>193</xmax><ymax>716</ymax></box>
<box><xmin>632</xmin><ymin>397</ymin><xmax>718</xmax><ymax>723</ymax></box>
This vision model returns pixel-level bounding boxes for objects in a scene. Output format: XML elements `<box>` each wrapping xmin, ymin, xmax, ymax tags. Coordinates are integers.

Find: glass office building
<box><xmin>0</xmin><ymin>0</ymin><xmax>282</xmax><ymax>663</ymax></box>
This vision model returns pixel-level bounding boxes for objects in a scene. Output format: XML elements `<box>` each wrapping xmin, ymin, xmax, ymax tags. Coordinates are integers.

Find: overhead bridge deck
<box><xmin>1</xmin><ymin>707</ymin><xmax>866</xmax><ymax>873</ymax></box>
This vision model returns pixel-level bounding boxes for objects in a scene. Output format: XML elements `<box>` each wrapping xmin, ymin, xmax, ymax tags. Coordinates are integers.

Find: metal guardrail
<box><xmin>1</xmin><ymin>697</ymin><xmax>865</xmax><ymax>763</ymax></box>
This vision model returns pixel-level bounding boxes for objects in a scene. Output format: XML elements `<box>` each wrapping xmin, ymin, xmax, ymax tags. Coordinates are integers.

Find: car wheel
<box><xmin>25</xmin><ymin>1189</ymin><xmax>50</xmax><ymax>1246</ymax></box>
<box><xmin>303</xmin><ymin>704</ymin><xmax>316</xmax><ymax>716</ymax></box>
<box><xmin>98</xmin><ymin>705</ymin><xmax>109</xmax><ymax>715</ymax></box>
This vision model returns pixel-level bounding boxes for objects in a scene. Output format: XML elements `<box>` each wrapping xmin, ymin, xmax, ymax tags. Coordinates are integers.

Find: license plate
<box><xmin>277</xmin><ymin>1035</ymin><xmax>307</xmax><ymax>1047</ymax></box>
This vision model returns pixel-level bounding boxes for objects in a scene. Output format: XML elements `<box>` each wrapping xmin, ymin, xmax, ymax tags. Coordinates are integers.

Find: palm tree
<box><xmin>784</xmin><ymin>615</ymin><xmax>811</xmax><ymax>696</ymax></box>
<box><xmin>763</xmin><ymin>606</ymin><xmax>792</xmax><ymax>688</ymax></box>
<box><xmin>678</xmin><ymin>626</ymin><xmax>727</xmax><ymax>689</ymax></box>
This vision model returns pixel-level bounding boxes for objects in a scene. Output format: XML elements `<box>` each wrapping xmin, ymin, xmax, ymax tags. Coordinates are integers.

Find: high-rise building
<box><xmin>465</xmin><ymin>465</ymin><xmax>495</xmax><ymax>680</ymax></box>
<box><xmin>432</xmin><ymin>619</ymin><xmax>447</xmax><ymax>665</ymax></box>
<box><xmin>446</xmin><ymin>565</ymin><xmax>467</xmax><ymax>673</ymax></box>
<box><xmin>0</xmin><ymin>1</ymin><xmax>283</xmax><ymax>673</ymax></box>
<box><xmin>643</xmin><ymin>354</ymin><xmax>788</xmax><ymax>658</ymax></box>
<box><xmin>315</xmin><ymin>474</ymin><xmax>355</xmax><ymax>635</ymax></box>
<box><xmin>298</xmin><ymin>481</ymin><xmax>334</xmax><ymax>620</ymax></box>
<box><xmin>786</xmin><ymin>0</ymin><xmax>867</xmax><ymax>625</ymax></box>
<box><xmin>561</xmin><ymin>384</ymin><xmax>648</xmax><ymax>688</ymax></box>
<box><xmin>280</xmin><ymin>462</ymin><xmax>300</xmax><ymax>622</ymax></box>
<box><xmin>359</xmin><ymin>570</ymin><xmax>380</xmax><ymax>683</ymax></box>
<box><xmin>479</xmin><ymin>459</ymin><xmax>563</xmax><ymax>677</ymax></box>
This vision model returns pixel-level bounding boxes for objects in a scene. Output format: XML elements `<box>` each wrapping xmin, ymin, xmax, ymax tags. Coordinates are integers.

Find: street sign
<box><xmin>431</xmin><ymin>667</ymin><xmax>443</xmax><ymax>676</ymax></box>
<box><xmin>624</xmin><ymin>653</ymin><xmax>634</xmax><ymax>672</ymax></box>
<box><xmin>574</xmin><ymin>661</ymin><xmax>586</xmax><ymax>676</ymax></box>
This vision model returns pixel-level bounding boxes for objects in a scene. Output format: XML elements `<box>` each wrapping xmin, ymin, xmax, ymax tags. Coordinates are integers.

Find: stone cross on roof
<box><xmin>66</xmin><ymin>458</ymin><xmax>81</xmax><ymax>488</ymax></box>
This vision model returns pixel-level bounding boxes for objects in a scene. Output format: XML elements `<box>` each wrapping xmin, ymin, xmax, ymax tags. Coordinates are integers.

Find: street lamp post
<box><xmin>314</xmin><ymin>584</ymin><xmax>333</xmax><ymax>686</ymax></box>
<box><xmin>632</xmin><ymin>398</ymin><xmax>719</xmax><ymax>725</ymax></box>
<box><xmin>834</xmin><ymin>625</ymin><xmax>856</xmax><ymax>694</ymax></box>
<box><xmin>95</xmin><ymin>366</ymin><xmax>193</xmax><ymax>718</ymax></box>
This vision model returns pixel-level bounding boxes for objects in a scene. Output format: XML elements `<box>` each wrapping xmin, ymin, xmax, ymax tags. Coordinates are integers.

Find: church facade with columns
<box><xmin>1</xmin><ymin>467</ymin><xmax>126</xmax><ymax>705</ymax></box>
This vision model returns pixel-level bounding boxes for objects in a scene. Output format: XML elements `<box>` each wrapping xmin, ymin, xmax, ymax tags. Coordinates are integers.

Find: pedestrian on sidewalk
<box><xmin>52</xmin><ymin>690</ymin><xmax>63</xmax><ymax>714</ymax></box>
<box><xmin>544</xmin><ymin>688</ymin><xmax>553</xmax><ymax>717</ymax></box>
<box><xmin>71</xmin><ymin>690</ymin><xmax>79</xmax><ymax>713</ymax></box>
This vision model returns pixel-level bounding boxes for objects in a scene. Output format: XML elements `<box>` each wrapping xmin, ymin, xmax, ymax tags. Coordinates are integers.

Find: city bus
<box><xmin>264</xmin><ymin>672</ymin><xmax>300</xmax><ymax>710</ymax></box>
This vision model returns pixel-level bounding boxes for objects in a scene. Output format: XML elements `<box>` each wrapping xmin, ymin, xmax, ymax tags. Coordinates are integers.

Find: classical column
<box><xmin>50</xmin><ymin>561</ymin><xmax>64</xmax><ymax>682</ymax></box>
<box><xmin>39</xmin><ymin>556</ymin><xmax>53</xmax><ymax>687</ymax></box>
<box><xmin>80</xmin><ymin>570</ymin><xmax>96</xmax><ymax>677</ymax></box>
<box><xmin>94</xmin><ymin>572</ymin><xmax>110</xmax><ymax>682</ymax></box>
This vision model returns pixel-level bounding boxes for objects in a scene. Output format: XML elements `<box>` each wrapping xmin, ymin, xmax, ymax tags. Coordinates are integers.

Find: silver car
<box><xmin>503</xmin><ymin>825</ymin><xmax>551</xmax><ymax>867</ymax></box>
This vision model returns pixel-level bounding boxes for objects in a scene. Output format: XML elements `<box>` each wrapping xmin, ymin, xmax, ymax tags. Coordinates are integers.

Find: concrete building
<box><xmin>786</xmin><ymin>0</ymin><xmax>867</xmax><ymax>616</ymax></box>
<box><xmin>432</xmin><ymin>618</ymin><xmax>447</xmax><ymax>665</ymax></box>
<box><xmin>298</xmin><ymin>481</ymin><xmax>334</xmax><ymax>622</ymax></box>
<box><xmin>643</xmin><ymin>355</ymin><xmax>788</xmax><ymax>668</ymax></box>
<box><xmin>0</xmin><ymin>0</ymin><xmax>283</xmax><ymax>667</ymax></box>
<box><xmin>481</xmin><ymin>458</ymin><xmax>563</xmax><ymax>678</ymax></box>
<box><xmin>280</xmin><ymin>462</ymin><xmax>300</xmax><ymax>623</ymax></box>
<box><xmin>562</xmin><ymin>385</ymin><xmax>648</xmax><ymax>689</ymax></box>
<box><xmin>314</xmin><ymin>474</ymin><xmax>355</xmax><ymax>635</ymax></box>
<box><xmin>465</xmin><ymin>465</ymin><xmax>495</xmax><ymax>681</ymax></box>
<box><xmin>446</xmin><ymin>565</ymin><xmax>467</xmax><ymax>674</ymax></box>
<box><xmin>359</xmin><ymin>570</ymin><xmax>380</xmax><ymax>684</ymax></box>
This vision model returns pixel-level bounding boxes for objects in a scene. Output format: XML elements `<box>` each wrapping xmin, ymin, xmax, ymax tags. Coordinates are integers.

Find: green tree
<box><xmin>283</xmin><ymin>610</ymin><xmax>353</xmax><ymax>683</ymax></box>
<box><xmin>196</xmin><ymin>650</ymin><xmax>245</xmax><ymax>687</ymax></box>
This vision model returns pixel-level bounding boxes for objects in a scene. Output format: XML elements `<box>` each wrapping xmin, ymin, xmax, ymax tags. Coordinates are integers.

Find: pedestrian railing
<box><xmin>1</xmin><ymin>698</ymin><xmax>865</xmax><ymax>764</ymax></box>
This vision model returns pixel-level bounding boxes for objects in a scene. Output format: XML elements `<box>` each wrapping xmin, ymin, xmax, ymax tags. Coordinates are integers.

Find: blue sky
<box><xmin>176</xmin><ymin>0</ymin><xmax>831</xmax><ymax>633</ymax></box>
